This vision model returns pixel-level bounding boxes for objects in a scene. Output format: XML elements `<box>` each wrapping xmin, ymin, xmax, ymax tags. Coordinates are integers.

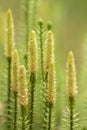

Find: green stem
<box><xmin>38</xmin><ymin>20</ymin><xmax>49</xmax><ymax>130</ymax></box>
<box><xmin>21</xmin><ymin>106</ymin><xmax>26</xmax><ymax>130</ymax></box>
<box><xmin>29</xmin><ymin>73</ymin><xmax>36</xmax><ymax>130</ymax></box>
<box><xmin>48</xmin><ymin>104</ymin><xmax>52</xmax><ymax>130</ymax></box>
<box><xmin>39</xmin><ymin>24</ymin><xmax>44</xmax><ymax>81</ymax></box>
<box><xmin>7</xmin><ymin>57</ymin><xmax>12</xmax><ymax>130</ymax></box>
<box><xmin>69</xmin><ymin>97</ymin><xmax>74</xmax><ymax>130</ymax></box>
<box><xmin>43</xmin><ymin>72</ymin><xmax>48</xmax><ymax>130</ymax></box>
<box><xmin>13</xmin><ymin>92</ymin><xmax>18</xmax><ymax>130</ymax></box>
<box><xmin>43</xmin><ymin>100</ymin><xmax>48</xmax><ymax>130</ymax></box>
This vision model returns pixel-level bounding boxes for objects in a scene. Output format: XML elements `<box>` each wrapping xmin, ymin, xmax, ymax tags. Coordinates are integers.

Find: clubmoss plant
<box><xmin>11</xmin><ymin>49</ymin><xmax>19</xmax><ymax>130</ymax></box>
<box><xmin>47</xmin><ymin>62</ymin><xmax>56</xmax><ymax>130</ymax></box>
<box><xmin>5</xmin><ymin>9</ymin><xmax>15</xmax><ymax>130</ymax></box>
<box><xmin>47</xmin><ymin>63</ymin><xmax>56</xmax><ymax>106</ymax></box>
<box><xmin>2</xmin><ymin>4</ymin><xmax>84</xmax><ymax>130</ymax></box>
<box><xmin>42</xmin><ymin>30</ymin><xmax>55</xmax><ymax>130</ymax></box>
<box><xmin>21</xmin><ymin>0</ymin><xmax>30</xmax><ymax>68</ymax></box>
<box><xmin>37</xmin><ymin>19</ymin><xmax>46</xmax><ymax>130</ymax></box>
<box><xmin>29</xmin><ymin>30</ymin><xmax>38</xmax><ymax>73</ymax></box>
<box><xmin>5</xmin><ymin>9</ymin><xmax>14</xmax><ymax>58</ymax></box>
<box><xmin>28</xmin><ymin>30</ymin><xmax>38</xmax><ymax>130</ymax></box>
<box><xmin>66</xmin><ymin>51</ymin><xmax>78</xmax><ymax>130</ymax></box>
<box><xmin>21</xmin><ymin>0</ymin><xmax>38</xmax><ymax>69</ymax></box>
<box><xmin>19</xmin><ymin>65</ymin><xmax>28</xmax><ymax>130</ymax></box>
<box><xmin>66</xmin><ymin>51</ymin><xmax>77</xmax><ymax>98</ymax></box>
<box><xmin>19</xmin><ymin>65</ymin><xmax>28</xmax><ymax>107</ymax></box>
<box><xmin>11</xmin><ymin>49</ymin><xmax>19</xmax><ymax>92</ymax></box>
<box><xmin>38</xmin><ymin>19</ymin><xmax>45</xmax><ymax>81</ymax></box>
<box><xmin>44</xmin><ymin>31</ymin><xmax>54</xmax><ymax>73</ymax></box>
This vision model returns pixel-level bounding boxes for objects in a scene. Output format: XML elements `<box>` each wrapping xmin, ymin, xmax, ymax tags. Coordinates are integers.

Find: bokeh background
<box><xmin>0</xmin><ymin>0</ymin><xmax>87</xmax><ymax>129</ymax></box>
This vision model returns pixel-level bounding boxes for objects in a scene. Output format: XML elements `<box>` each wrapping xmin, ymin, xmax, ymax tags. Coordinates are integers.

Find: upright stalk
<box><xmin>43</xmin><ymin>71</ymin><xmax>48</xmax><ymax>130</ymax></box>
<box><xmin>13</xmin><ymin>92</ymin><xmax>18</xmax><ymax>130</ymax></box>
<box><xmin>48</xmin><ymin>104</ymin><xmax>52</xmax><ymax>130</ymax></box>
<box><xmin>11</xmin><ymin>49</ymin><xmax>19</xmax><ymax>130</ymax></box>
<box><xmin>21</xmin><ymin>106</ymin><xmax>26</xmax><ymax>130</ymax></box>
<box><xmin>46</xmin><ymin>63</ymin><xmax>56</xmax><ymax>130</ymax></box>
<box><xmin>22</xmin><ymin>0</ymin><xmax>30</xmax><ymax>68</ymax></box>
<box><xmin>38</xmin><ymin>19</ymin><xmax>44</xmax><ymax>81</ymax></box>
<box><xmin>66</xmin><ymin>51</ymin><xmax>78</xmax><ymax>130</ymax></box>
<box><xmin>38</xmin><ymin>20</ymin><xmax>49</xmax><ymax>130</ymax></box>
<box><xmin>22</xmin><ymin>0</ymin><xmax>38</xmax><ymax>69</ymax></box>
<box><xmin>7</xmin><ymin>57</ymin><xmax>12</xmax><ymax>130</ymax></box>
<box><xmin>43</xmin><ymin>31</ymin><xmax>55</xmax><ymax>130</ymax></box>
<box><xmin>28</xmin><ymin>31</ymin><xmax>38</xmax><ymax>130</ymax></box>
<box><xmin>5</xmin><ymin>9</ymin><xmax>15</xmax><ymax>129</ymax></box>
<box><xmin>29</xmin><ymin>73</ymin><xmax>36</xmax><ymax>130</ymax></box>
<box><xmin>69</xmin><ymin>97</ymin><xmax>74</xmax><ymax>130</ymax></box>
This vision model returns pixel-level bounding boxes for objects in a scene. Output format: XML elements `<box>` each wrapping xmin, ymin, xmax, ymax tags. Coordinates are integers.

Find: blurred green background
<box><xmin>0</xmin><ymin>0</ymin><xmax>87</xmax><ymax>129</ymax></box>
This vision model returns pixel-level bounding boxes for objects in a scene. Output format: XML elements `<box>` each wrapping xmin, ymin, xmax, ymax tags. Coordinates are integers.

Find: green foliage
<box><xmin>1</xmin><ymin>1</ymin><xmax>87</xmax><ymax>130</ymax></box>
<box><xmin>21</xmin><ymin>0</ymin><xmax>38</xmax><ymax>69</ymax></box>
<box><xmin>5</xmin><ymin>9</ymin><xmax>15</xmax><ymax>130</ymax></box>
<box><xmin>62</xmin><ymin>52</ymin><xmax>79</xmax><ymax>130</ymax></box>
<box><xmin>62</xmin><ymin>101</ymin><xmax>79</xmax><ymax>130</ymax></box>
<box><xmin>20</xmin><ymin>106</ymin><xmax>28</xmax><ymax>130</ymax></box>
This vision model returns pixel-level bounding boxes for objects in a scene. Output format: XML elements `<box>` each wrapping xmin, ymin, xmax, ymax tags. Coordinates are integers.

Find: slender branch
<box><xmin>21</xmin><ymin>106</ymin><xmax>26</xmax><ymax>130</ymax></box>
<box><xmin>39</xmin><ymin>22</ymin><xmax>44</xmax><ymax>81</ymax></box>
<box><xmin>29</xmin><ymin>72</ymin><xmax>36</xmax><ymax>130</ymax></box>
<box><xmin>13</xmin><ymin>92</ymin><xmax>18</xmax><ymax>130</ymax></box>
<box><xmin>48</xmin><ymin>104</ymin><xmax>52</xmax><ymax>130</ymax></box>
<box><xmin>42</xmin><ymin>72</ymin><xmax>48</xmax><ymax>130</ymax></box>
<box><xmin>7</xmin><ymin>57</ymin><xmax>12</xmax><ymax>130</ymax></box>
<box><xmin>23</xmin><ymin>0</ymin><xmax>38</xmax><ymax>69</ymax></box>
<box><xmin>69</xmin><ymin>97</ymin><xmax>74</xmax><ymax>130</ymax></box>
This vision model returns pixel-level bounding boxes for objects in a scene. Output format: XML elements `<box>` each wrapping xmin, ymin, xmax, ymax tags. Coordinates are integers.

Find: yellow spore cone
<box><xmin>29</xmin><ymin>30</ymin><xmax>38</xmax><ymax>73</ymax></box>
<box><xmin>66</xmin><ymin>51</ymin><xmax>77</xmax><ymax>97</ymax></box>
<box><xmin>5</xmin><ymin>9</ymin><xmax>14</xmax><ymax>58</ymax></box>
<box><xmin>45</xmin><ymin>31</ymin><xmax>54</xmax><ymax>72</ymax></box>
<box><xmin>47</xmin><ymin>62</ymin><xmax>56</xmax><ymax>105</ymax></box>
<box><xmin>19</xmin><ymin>65</ymin><xmax>28</xmax><ymax>106</ymax></box>
<box><xmin>11</xmin><ymin>49</ymin><xmax>19</xmax><ymax>92</ymax></box>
